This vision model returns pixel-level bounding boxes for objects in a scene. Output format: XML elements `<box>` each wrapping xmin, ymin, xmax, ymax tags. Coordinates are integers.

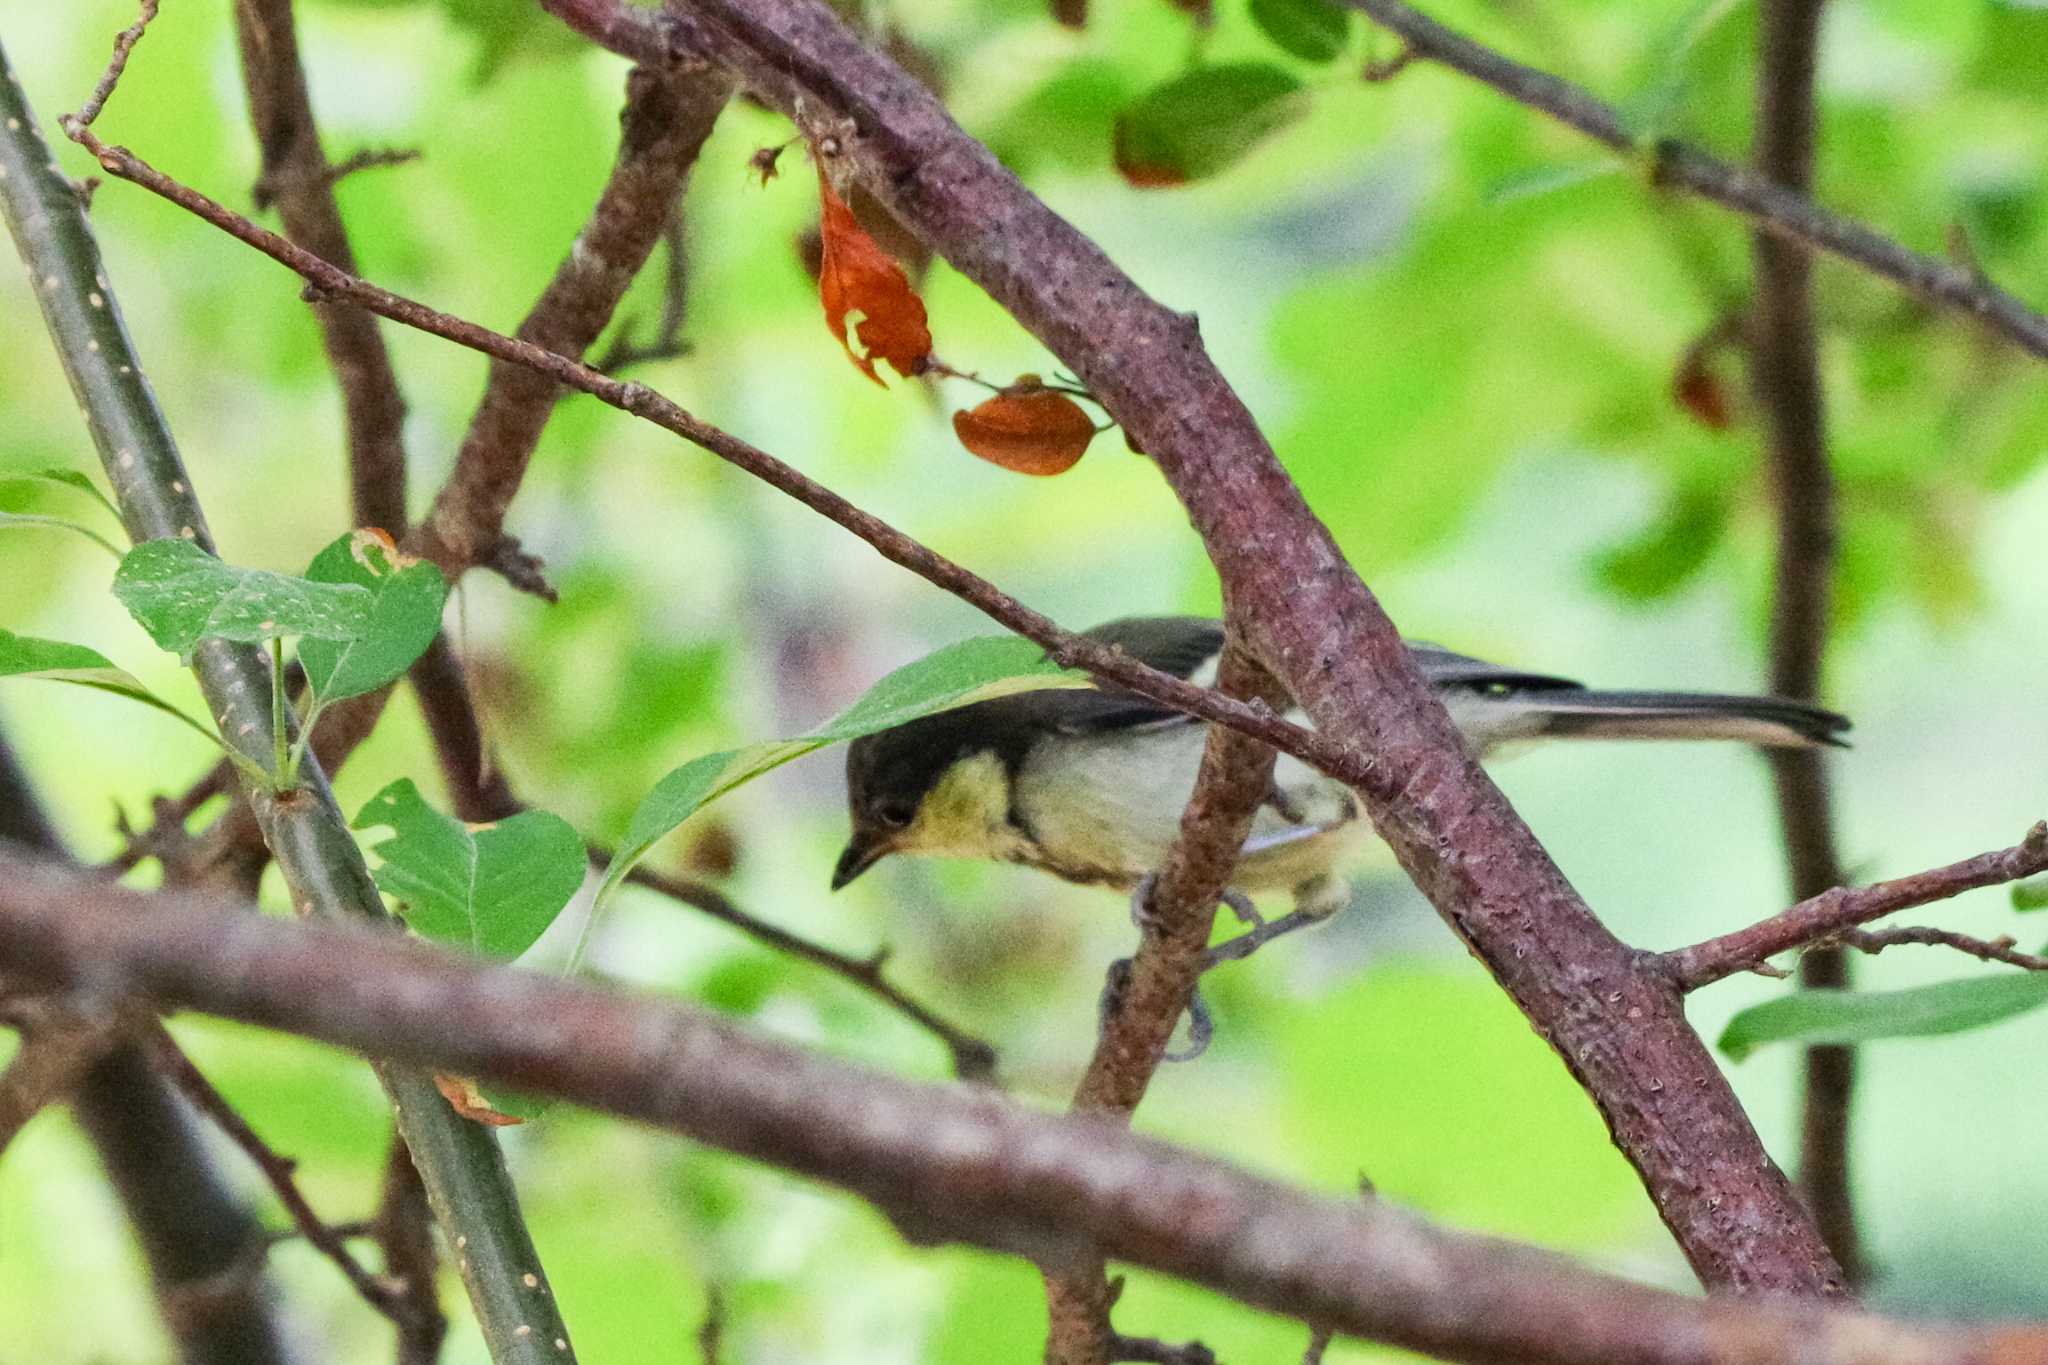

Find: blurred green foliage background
<box><xmin>1</xmin><ymin>0</ymin><xmax>2044</xmax><ymax>1360</ymax></box>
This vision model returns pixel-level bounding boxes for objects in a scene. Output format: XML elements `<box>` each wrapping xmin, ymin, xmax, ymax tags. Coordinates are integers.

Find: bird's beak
<box><xmin>831</xmin><ymin>832</ymin><xmax>890</xmax><ymax>891</ymax></box>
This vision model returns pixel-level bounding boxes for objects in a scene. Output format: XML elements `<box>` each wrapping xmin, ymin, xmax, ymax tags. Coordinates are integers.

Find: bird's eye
<box><xmin>877</xmin><ymin>801</ymin><xmax>915</xmax><ymax>829</ymax></box>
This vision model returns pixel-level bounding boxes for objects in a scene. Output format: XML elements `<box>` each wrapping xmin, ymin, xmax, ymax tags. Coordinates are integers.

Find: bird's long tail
<box><xmin>1509</xmin><ymin>690</ymin><xmax>1849</xmax><ymax>748</ymax></box>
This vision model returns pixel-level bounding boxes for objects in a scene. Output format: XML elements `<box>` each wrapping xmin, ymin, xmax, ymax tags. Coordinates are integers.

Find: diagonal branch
<box><xmin>5</xmin><ymin>854</ymin><xmax>2048</xmax><ymax>1365</ymax></box>
<box><xmin>1660</xmin><ymin>824</ymin><xmax>2048</xmax><ymax>991</ymax></box>
<box><xmin>72</xmin><ymin>10</ymin><xmax>1834</xmax><ymax>1292</ymax></box>
<box><xmin>642</xmin><ymin>0</ymin><xmax>1841</xmax><ymax>1296</ymax></box>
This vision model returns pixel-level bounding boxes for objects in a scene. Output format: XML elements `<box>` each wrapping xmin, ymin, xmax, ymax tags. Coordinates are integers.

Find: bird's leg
<box><xmin>1107</xmin><ymin>874</ymin><xmax>1232</xmax><ymax>1063</ymax></box>
<box><xmin>1219</xmin><ymin>887</ymin><xmax>1264</xmax><ymax>928</ymax></box>
<box><xmin>1263</xmin><ymin>779</ymin><xmax>1311</xmax><ymax>826</ymax></box>
<box><xmin>1202</xmin><ymin>908</ymin><xmax>1323</xmax><ymax>968</ymax></box>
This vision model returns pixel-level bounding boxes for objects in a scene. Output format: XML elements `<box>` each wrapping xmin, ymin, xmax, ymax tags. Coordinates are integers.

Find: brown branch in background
<box><xmin>374</xmin><ymin>1135</ymin><xmax>449</xmax><ymax>1365</ymax></box>
<box><xmin>233</xmin><ymin>0</ymin><xmax>411</xmax><ymax>535</ymax></box>
<box><xmin>1046</xmin><ymin>645</ymin><xmax>1278</xmax><ymax>1365</ymax></box>
<box><xmin>1331</xmin><ymin>0</ymin><xmax>2048</xmax><ymax>359</ymax></box>
<box><xmin>1661</xmin><ymin>824</ymin><xmax>2048</xmax><ymax>990</ymax></box>
<box><xmin>141</xmin><ymin>1024</ymin><xmax>420</xmax><ymax>1331</ymax></box>
<box><xmin>8</xmin><ymin>857</ymin><xmax>2048</xmax><ymax>1365</ymax></box>
<box><xmin>413</xmin><ymin>64</ymin><xmax>732</xmax><ymax>588</ymax></box>
<box><xmin>70</xmin><ymin>31</ymin><xmax>1833</xmax><ymax>1295</ymax></box>
<box><xmin>1745</xmin><ymin>0</ymin><xmax>1861</xmax><ymax>1287</ymax></box>
<box><xmin>1108</xmin><ymin>1334</ymin><xmax>1217</xmax><ymax>1365</ymax></box>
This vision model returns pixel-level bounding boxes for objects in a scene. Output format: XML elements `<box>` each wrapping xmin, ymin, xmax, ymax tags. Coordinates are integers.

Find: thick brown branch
<box><xmin>648</xmin><ymin>0</ymin><xmax>1840</xmax><ymax>1296</ymax></box>
<box><xmin>414</xmin><ymin>64</ymin><xmax>731</xmax><ymax>584</ymax></box>
<box><xmin>1747</xmin><ymin>0</ymin><xmax>1861</xmax><ymax>1288</ymax></box>
<box><xmin>66</xmin><ymin>20</ymin><xmax>1836</xmax><ymax>1294</ymax></box>
<box><xmin>7</xmin><ymin>856</ymin><xmax>2048</xmax><ymax>1365</ymax></box>
<box><xmin>1046</xmin><ymin>645</ymin><xmax>1279</xmax><ymax>1363</ymax></box>
<box><xmin>1661</xmin><ymin>825</ymin><xmax>2048</xmax><ymax>991</ymax></box>
<box><xmin>233</xmin><ymin>0</ymin><xmax>411</xmax><ymax>534</ymax></box>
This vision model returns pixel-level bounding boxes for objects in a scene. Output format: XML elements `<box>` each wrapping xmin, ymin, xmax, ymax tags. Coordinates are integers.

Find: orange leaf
<box><xmin>953</xmin><ymin>386</ymin><xmax>1097</xmax><ymax>475</ymax></box>
<box><xmin>435</xmin><ymin>1073</ymin><xmax>524</xmax><ymax>1126</ymax></box>
<box><xmin>817</xmin><ymin>165</ymin><xmax>931</xmax><ymax>385</ymax></box>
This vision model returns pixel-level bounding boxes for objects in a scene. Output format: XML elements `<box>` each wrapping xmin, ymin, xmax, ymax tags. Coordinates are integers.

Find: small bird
<box><xmin>833</xmin><ymin>617</ymin><xmax>1847</xmax><ymax>919</ymax></box>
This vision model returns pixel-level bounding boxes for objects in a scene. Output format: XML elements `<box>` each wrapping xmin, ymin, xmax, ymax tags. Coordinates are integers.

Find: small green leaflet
<box><xmin>0</xmin><ymin>628</ymin><xmax>220</xmax><ymax>744</ymax></box>
<box><xmin>594</xmin><ymin>635</ymin><xmax>1091</xmax><ymax>913</ymax></box>
<box><xmin>1113</xmin><ymin>64</ymin><xmax>1307</xmax><ymax>187</ymax></box>
<box><xmin>113</xmin><ymin>538</ymin><xmax>375</xmax><ymax>657</ymax></box>
<box><xmin>298</xmin><ymin>530</ymin><xmax>449</xmax><ymax>707</ymax></box>
<box><xmin>353</xmin><ymin>779</ymin><xmax>586</xmax><ymax>962</ymax></box>
<box><xmin>2014</xmin><ymin>875</ymin><xmax>2048</xmax><ymax>912</ymax></box>
<box><xmin>0</xmin><ymin>466</ymin><xmax>123</xmax><ymax>525</ymax></box>
<box><xmin>1718</xmin><ymin>973</ymin><xmax>2048</xmax><ymax>1062</ymax></box>
<box><xmin>1249</xmin><ymin>0</ymin><xmax>1351</xmax><ymax>63</ymax></box>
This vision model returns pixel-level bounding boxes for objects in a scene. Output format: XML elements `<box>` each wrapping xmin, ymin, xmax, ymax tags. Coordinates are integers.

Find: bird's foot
<box><xmin>1127</xmin><ymin>874</ymin><xmax>1263</xmax><ymax>934</ymax></box>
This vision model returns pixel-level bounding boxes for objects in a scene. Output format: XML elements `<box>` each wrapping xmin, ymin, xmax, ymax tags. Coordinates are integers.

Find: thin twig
<box><xmin>72</xmin><ymin>0</ymin><xmax>160</xmax><ymax>128</ymax></box>
<box><xmin>8</xmin><ymin>854</ymin><xmax>2048</xmax><ymax>1365</ymax></box>
<box><xmin>622</xmin><ymin>861</ymin><xmax>998</xmax><ymax>1082</ymax></box>
<box><xmin>1108</xmin><ymin>1334</ymin><xmax>1218</xmax><ymax>1365</ymax></box>
<box><xmin>1842</xmin><ymin>926</ymin><xmax>2048</xmax><ymax>973</ymax></box>
<box><xmin>51</xmin><ymin>123</ymin><xmax>1350</xmax><ymax>789</ymax></box>
<box><xmin>142</xmin><ymin>1024</ymin><xmax>410</xmax><ymax>1322</ymax></box>
<box><xmin>1661</xmin><ymin>824</ymin><xmax>2048</xmax><ymax>990</ymax></box>
<box><xmin>1335</xmin><ymin>0</ymin><xmax>2048</xmax><ymax>359</ymax></box>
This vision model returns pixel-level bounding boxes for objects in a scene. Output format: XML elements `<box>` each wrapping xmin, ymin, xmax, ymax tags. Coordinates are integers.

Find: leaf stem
<box><xmin>270</xmin><ymin>636</ymin><xmax>292</xmax><ymax>790</ymax></box>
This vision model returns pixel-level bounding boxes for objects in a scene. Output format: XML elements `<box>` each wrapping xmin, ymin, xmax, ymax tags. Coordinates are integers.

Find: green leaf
<box><xmin>1483</xmin><ymin>160</ymin><xmax>1627</xmax><ymax>207</ymax></box>
<box><xmin>297</xmin><ymin>530</ymin><xmax>449</xmax><ymax>707</ymax></box>
<box><xmin>1592</xmin><ymin>482</ymin><xmax>1730</xmax><ymax>602</ymax></box>
<box><xmin>353</xmin><ymin>779</ymin><xmax>587</xmax><ymax>961</ymax></box>
<box><xmin>0</xmin><ymin>628</ymin><xmax>224</xmax><ymax>747</ymax></box>
<box><xmin>0</xmin><ymin>511</ymin><xmax>123</xmax><ymax>558</ymax></box>
<box><xmin>113</xmin><ymin>538</ymin><xmax>375</xmax><ymax>658</ymax></box>
<box><xmin>2014</xmin><ymin>875</ymin><xmax>2048</xmax><ymax>912</ymax></box>
<box><xmin>593</xmin><ymin>635</ymin><xmax>1088</xmax><ymax>916</ymax></box>
<box><xmin>1113</xmin><ymin>64</ymin><xmax>1307</xmax><ymax>187</ymax></box>
<box><xmin>1973</xmin><ymin>0</ymin><xmax>2048</xmax><ymax>98</ymax></box>
<box><xmin>1718</xmin><ymin>974</ymin><xmax>2048</xmax><ymax>1061</ymax></box>
<box><xmin>1249</xmin><ymin>0</ymin><xmax>1350</xmax><ymax>63</ymax></box>
<box><xmin>0</xmin><ymin>467</ymin><xmax>123</xmax><ymax>525</ymax></box>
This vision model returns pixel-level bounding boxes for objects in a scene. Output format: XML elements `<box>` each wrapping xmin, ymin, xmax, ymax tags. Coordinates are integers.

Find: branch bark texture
<box><xmin>7</xmin><ymin>857</ymin><xmax>2048</xmax><ymax>1365</ymax></box>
